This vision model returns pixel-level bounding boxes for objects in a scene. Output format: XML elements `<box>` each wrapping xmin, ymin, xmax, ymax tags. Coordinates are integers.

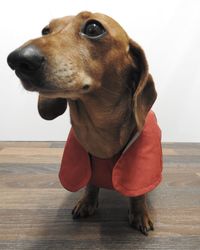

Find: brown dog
<box><xmin>7</xmin><ymin>11</ymin><xmax>159</xmax><ymax>235</ymax></box>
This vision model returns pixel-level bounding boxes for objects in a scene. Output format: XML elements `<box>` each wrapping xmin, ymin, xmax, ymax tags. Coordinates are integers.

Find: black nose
<box><xmin>7</xmin><ymin>45</ymin><xmax>45</xmax><ymax>75</ymax></box>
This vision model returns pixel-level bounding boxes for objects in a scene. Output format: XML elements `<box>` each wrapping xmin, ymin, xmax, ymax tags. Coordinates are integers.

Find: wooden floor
<box><xmin>0</xmin><ymin>142</ymin><xmax>200</xmax><ymax>250</ymax></box>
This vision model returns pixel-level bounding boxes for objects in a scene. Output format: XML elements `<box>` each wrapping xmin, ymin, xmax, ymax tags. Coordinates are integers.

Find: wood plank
<box><xmin>0</xmin><ymin>147</ymin><xmax>63</xmax><ymax>164</ymax></box>
<box><xmin>0</xmin><ymin>237</ymin><xmax>200</xmax><ymax>250</ymax></box>
<box><xmin>0</xmin><ymin>174</ymin><xmax>60</xmax><ymax>188</ymax></box>
<box><xmin>0</xmin><ymin>141</ymin><xmax>51</xmax><ymax>148</ymax></box>
<box><xmin>50</xmin><ymin>142</ymin><xmax>65</xmax><ymax>148</ymax></box>
<box><xmin>0</xmin><ymin>208</ymin><xmax>199</xmax><ymax>240</ymax></box>
<box><xmin>1</xmin><ymin>150</ymin><xmax>200</xmax><ymax>165</ymax></box>
<box><xmin>0</xmin><ymin>189</ymin><xmax>128</xmax><ymax>209</ymax></box>
<box><xmin>163</xmin><ymin>173</ymin><xmax>200</xmax><ymax>187</ymax></box>
<box><xmin>0</xmin><ymin>147</ymin><xmax>63</xmax><ymax>156</ymax></box>
<box><xmin>163</xmin><ymin>155</ymin><xmax>200</xmax><ymax>164</ymax></box>
<box><xmin>0</xmin><ymin>185</ymin><xmax>200</xmax><ymax>209</ymax></box>
<box><xmin>0</xmin><ymin>163</ymin><xmax>59</xmax><ymax>174</ymax></box>
<box><xmin>162</xmin><ymin>148</ymin><xmax>177</xmax><ymax>155</ymax></box>
<box><xmin>0</xmin><ymin>167</ymin><xmax>199</xmax><ymax>188</ymax></box>
<box><xmin>162</xmin><ymin>142</ymin><xmax>200</xmax><ymax>149</ymax></box>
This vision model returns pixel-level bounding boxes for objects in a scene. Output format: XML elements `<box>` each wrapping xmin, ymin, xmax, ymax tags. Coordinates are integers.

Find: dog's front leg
<box><xmin>72</xmin><ymin>184</ymin><xmax>99</xmax><ymax>219</ymax></box>
<box><xmin>128</xmin><ymin>194</ymin><xmax>154</xmax><ymax>236</ymax></box>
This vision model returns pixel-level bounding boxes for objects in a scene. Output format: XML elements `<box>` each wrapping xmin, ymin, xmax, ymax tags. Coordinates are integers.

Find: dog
<box><xmin>7</xmin><ymin>11</ymin><xmax>162</xmax><ymax>236</ymax></box>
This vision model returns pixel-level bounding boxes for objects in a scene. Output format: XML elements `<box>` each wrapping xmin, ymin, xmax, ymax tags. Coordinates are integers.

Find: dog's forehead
<box><xmin>50</xmin><ymin>12</ymin><xmax>129</xmax><ymax>43</ymax></box>
<box><xmin>92</xmin><ymin>13</ymin><xmax>126</xmax><ymax>32</ymax></box>
<box><xmin>49</xmin><ymin>16</ymin><xmax>74</xmax><ymax>29</ymax></box>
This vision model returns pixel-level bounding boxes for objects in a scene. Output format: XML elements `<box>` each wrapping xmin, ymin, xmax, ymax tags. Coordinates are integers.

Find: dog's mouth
<box><xmin>16</xmin><ymin>71</ymin><xmax>92</xmax><ymax>99</ymax></box>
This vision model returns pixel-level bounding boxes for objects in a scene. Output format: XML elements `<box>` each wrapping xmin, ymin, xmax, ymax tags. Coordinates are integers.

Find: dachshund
<box><xmin>7</xmin><ymin>11</ymin><xmax>162</xmax><ymax>236</ymax></box>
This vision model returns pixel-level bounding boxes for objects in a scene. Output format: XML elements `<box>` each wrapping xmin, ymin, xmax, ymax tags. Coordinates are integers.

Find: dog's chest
<box><xmin>70</xmin><ymin>121</ymin><xmax>123</xmax><ymax>158</ymax></box>
<box><xmin>68</xmin><ymin>100</ymin><xmax>134</xmax><ymax>158</ymax></box>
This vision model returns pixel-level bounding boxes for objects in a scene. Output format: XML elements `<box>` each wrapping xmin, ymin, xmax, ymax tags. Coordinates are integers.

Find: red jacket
<box><xmin>59</xmin><ymin>111</ymin><xmax>162</xmax><ymax>197</ymax></box>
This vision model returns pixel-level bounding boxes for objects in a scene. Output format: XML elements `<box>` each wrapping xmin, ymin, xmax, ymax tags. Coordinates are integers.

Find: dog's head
<box><xmin>7</xmin><ymin>11</ymin><xmax>156</xmax><ymax>131</ymax></box>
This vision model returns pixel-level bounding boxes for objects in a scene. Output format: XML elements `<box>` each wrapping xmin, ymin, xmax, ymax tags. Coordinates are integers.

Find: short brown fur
<box><xmin>8</xmin><ymin>11</ymin><xmax>157</xmax><ymax>235</ymax></box>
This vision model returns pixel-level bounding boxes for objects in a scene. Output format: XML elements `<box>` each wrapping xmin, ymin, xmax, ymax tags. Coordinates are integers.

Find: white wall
<box><xmin>1</xmin><ymin>0</ymin><xmax>200</xmax><ymax>142</ymax></box>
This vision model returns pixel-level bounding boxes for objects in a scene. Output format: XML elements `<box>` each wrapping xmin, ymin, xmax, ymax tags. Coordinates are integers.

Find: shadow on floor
<box><xmin>26</xmin><ymin>189</ymin><xmax>158</xmax><ymax>250</ymax></box>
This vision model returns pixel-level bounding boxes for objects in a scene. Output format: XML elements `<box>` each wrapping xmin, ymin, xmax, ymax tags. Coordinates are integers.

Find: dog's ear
<box><xmin>38</xmin><ymin>95</ymin><xmax>67</xmax><ymax>120</ymax></box>
<box><xmin>129</xmin><ymin>39</ymin><xmax>157</xmax><ymax>131</ymax></box>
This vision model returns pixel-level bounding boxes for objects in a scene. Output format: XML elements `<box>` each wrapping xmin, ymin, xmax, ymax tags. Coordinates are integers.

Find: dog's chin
<box><xmin>39</xmin><ymin>89</ymin><xmax>80</xmax><ymax>100</ymax></box>
<box><xmin>20</xmin><ymin>80</ymin><xmax>92</xmax><ymax>100</ymax></box>
<box><xmin>39</xmin><ymin>88</ymin><xmax>91</xmax><ymax>100</ymax></box>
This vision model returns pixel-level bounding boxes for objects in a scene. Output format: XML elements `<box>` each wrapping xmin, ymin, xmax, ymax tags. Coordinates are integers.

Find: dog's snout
<box><xmin>7</xmin><ymin>45</ymin><xmax>45</xmax><ymax>75</ymax></box>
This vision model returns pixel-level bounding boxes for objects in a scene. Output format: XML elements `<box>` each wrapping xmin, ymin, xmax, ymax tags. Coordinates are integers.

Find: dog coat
<box><xmin>59</xmin><ymin>111</ymin><xmax>162</xmax><ymax>197</ymax></box>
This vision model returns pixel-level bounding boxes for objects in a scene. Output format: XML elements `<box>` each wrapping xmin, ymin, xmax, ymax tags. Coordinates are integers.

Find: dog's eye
<box><xmin>82</xmin><ymin>20</ymin><xmax>106</xmax><ymax>39</ymax></box>
<box><xmin>42</xmin><ymin>26</ymin><xmax>50</xmax><ymax>36</ymax></box>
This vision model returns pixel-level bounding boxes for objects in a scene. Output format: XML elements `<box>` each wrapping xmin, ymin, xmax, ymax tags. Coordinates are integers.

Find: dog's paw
<box><xmin>72</xmin><ymin>197</ymin><xmax>98</xmax><ymax>219</ymax></box>
<box><xmin>128</xmin><ymin>210</ymin><xmax>154</xmax><ymax>236</ymax></box>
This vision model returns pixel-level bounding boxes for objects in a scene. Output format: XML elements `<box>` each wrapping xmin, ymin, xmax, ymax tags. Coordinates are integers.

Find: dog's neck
<box><xmin>68</xmin><ymin>86</ymin><xmax>136</xmax><ymax>159</ymax></box>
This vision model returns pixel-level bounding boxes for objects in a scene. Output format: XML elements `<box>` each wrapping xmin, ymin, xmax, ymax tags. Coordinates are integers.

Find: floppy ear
<box><xmin>129</xmin><ymin>39</ymin><xmax>157</xmax><ymax>131</ymax></box>
<box><xmin>38</xmin><ymin>95</ymin><xmax>67</xmax><ymax>120</ymax></box>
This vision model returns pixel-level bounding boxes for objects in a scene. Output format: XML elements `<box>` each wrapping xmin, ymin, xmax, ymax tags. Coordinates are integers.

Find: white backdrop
<box><xmin>0</xmin><ymin>0</ymin><xmax>200</xmax><ymax>142</ymax></box>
